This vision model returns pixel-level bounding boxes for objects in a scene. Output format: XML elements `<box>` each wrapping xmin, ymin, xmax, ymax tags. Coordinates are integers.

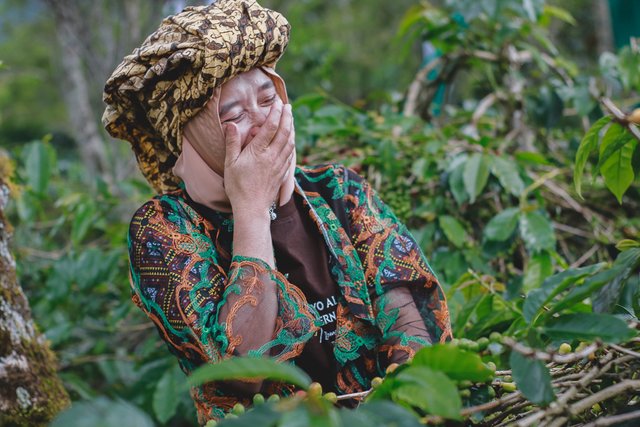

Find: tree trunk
<box><xmin>0</xmin><ymin>156</ymin><xmax>70</xmax><ymax>426</ymax></box>
<box><xmin>44</xmin><ymin>0</ymin><xmax>111</xmax><ymax>180</ymax></box>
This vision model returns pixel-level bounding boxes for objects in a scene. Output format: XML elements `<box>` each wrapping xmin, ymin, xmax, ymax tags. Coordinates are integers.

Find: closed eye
<box><xmin>222</xmin><ymin>112</ymin><xmax>244</xmax><ymax>123</ymax></box>
<box><xmin>261</xmin><ymin>95</ymin><xmax>277</xmax><ymax>106</ymax></box>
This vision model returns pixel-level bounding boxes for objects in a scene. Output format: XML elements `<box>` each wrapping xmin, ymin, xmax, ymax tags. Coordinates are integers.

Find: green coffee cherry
<box><xmin>232</xmin><ymin>403</ymin><xmax>245</xmax><ymax>415</ymax></box>
<box><xmin>324</xmin><ymin>392</ymin><xmax>338</xmax><ymax>404</ymax></box>
<box><xmin>486</xmin><ymin>361</ymin><xmax>497</xmax><ymax>372</ymax></box>
<box><xmin>457</xmin><ymin>380</ymin><xmax>473</xmax><ymax>389</ymax></box>
<box><xmin>267</xmin><ymin>394</ymin><xmax>280</xmax><ymax>403</ymax></box>
<box><xmin>204</xmin><ymin>420</ymin><xmax>218</xmax><ymax>427</ymax></box>
<box><xmin>253</xmin><ymin>393</ymin><xmax>265</xmax><ymax>405</ymax></box>
<box><xmin>460</xmin><ymin>389</ymin><xmax>471</xmax><ymax>398</ymax></box>
<box><xmin>558</xmin><ymin>343</ymin><xmax>572</xmax><ymax>355</ymax></box>
<box><xmin>501</xmin><ymin>382</ymin><xmax>517</xmax><ymax>392</ymax></box>
<box><xmin>489</xmin><ymin>332</ymin><xmax>502</xmax><ymax>343</ymax></box>
<box><xmin>308</xmin><ymin>382</ymin><xmax>323</xmax><ymax>398</ymax></box>
<box><xmin>371</xmin><ymin>377</ymin><xmax>383</xmax><ymax>388</ymax></box>
<box><xmin>477</xmin><ymin>337</ymin><xmax>490</xmax><ymax>351</ymax></box>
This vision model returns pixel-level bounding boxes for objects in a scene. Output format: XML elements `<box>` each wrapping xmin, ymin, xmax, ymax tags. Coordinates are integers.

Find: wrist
<box><xmin>232</xmin><ymin>206</ymin><xmax>272</xmax><ymax>225</ymax></box>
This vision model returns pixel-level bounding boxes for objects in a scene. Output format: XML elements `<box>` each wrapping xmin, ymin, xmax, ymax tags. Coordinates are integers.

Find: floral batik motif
<box><xmin>128</xmin><ymin>164</ymin><xmax>452</xmax><ymax>424</ymax></box>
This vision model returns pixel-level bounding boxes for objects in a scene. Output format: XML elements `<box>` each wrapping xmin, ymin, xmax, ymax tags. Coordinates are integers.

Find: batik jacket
<box><xmin>128</xmin><ymin>164</ymin><xmax>452</xmax><ymax>424</ymax></box>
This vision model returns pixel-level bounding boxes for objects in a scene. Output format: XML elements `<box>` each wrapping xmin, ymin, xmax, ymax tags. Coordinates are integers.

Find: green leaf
<box><xmin>616</xmin><ymin>239</ymin><xmax>640</xmax><ymax>251</ymax></box>
<box><xmin>218</xmin><ymin>402</ymin><xmax>281</xmax><ymax>427</ymax></box>
<box><xmin>595</xmin><ymin>131</ymin><xmax>634</xmax><ymax>175</ymax></box>
<box><xmin>491</xmin><ymin>156</ymin><xmax>525</xmax><ymax>196</ymax></box>
<box><xmin>394</xmin><ymin>366</ymin><xmax>462</xmax><ymax>420</ymax></box>
<box><xmin>411</xmin><ymin>344</ymin><xmax>494</xmax><ymax>382</ymax></box>
<box><xmin>523</xmin><ymin>263</ymin><xmax>604</xmax><ymax>323</ymax></box>
<box><xmin>523</xmin><ymin>251</ymin><xmax>553</xmax><ymax>292</ymax></box>
<box><xmin>463</xmin><ymin>153</ymin><xmax>492</xmax><ymax>203</ymax></box>
<box><xmin>542</xmin><ymin>5</ymin><xmax>576</xmax><ymax>25</ymax></box>
<box><xmin>519</xmin><ymin>210</ymin><xmax>556</xmax><ymax>253</ymax></box>
<box><xmin>599</xmin><ymin>125</ymin><xmax>637</xmax><ymax>203</ymax></box>
<box><xmin>573</xmin><ymin>116</ymin><xmax>612</xmax><ymax>198</ymax></box>
<box><xmin>448</xmin><ymin>162</ymin><xmax>468</xmax><ymax>205</ymax></box>
<box><xmin>153</xmin><ymin>364</ymin><xmax>182</xmax><ymax>423</ymax></box>
<box><xmin>188</xmin><ymin>357</ymin><xmax>311</xmax><ymax>390</ymax></box>
<box><xmin>510</xmin><ymin>351</ymin><xmax>555</xmax><ymax>406</ymax></box>
<box><xmin>349</xmin><ymin>401</ymin><xmax>423</xmax><ymax>427</ymax></box>
<box><xmin>439</xmin><ymin>215</ymin><xmax>469</xmax><ymax>248</ymax></box>
<box><xmin>543</xmin><ymin>313</ymin><xmax>637</xmax><ymax>343</ymax></box>
<box><xmin>51</xmin><ymin>397</ymin><xmax>154</xmax><ymax>427</ymax></box>
<box><xmin>24</xmin><ymin>140</ymin><xmax>55</xmax><ymax>194</ymax></box>
<box><xmin>593</xmin><ymin>248</ymin><xmax>640</xmax><ymax>314</ymax></box>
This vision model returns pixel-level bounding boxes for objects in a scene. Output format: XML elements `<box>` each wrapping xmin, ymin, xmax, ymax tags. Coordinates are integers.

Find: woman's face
<box><xmin>218</xmin><ymin>68</ymin><xmax>282</xmax><ymax>149</ymax></box>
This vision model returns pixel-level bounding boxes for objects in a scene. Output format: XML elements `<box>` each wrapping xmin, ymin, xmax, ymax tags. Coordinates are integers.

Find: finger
<box><xmin>274</xmin><ymin>138</ymin><xmax>295</xmax><ymax>173</ymax></box>
<box><xmin>223</xmin><ymin>123</ymin><xmax>241</xmax><ymax>166</ymax></box>
<box><xmin>251</xmin><ymin>101</ymin><xmax>283</xmax><ymax>150</ymax></box>
<box><xmin>271</xmin><ymin>104</ymin><xmax>294</xmax><ymax>154</ymax></box>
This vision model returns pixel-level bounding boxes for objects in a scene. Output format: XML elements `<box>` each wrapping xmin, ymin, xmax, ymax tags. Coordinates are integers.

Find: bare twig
<box><xmin>568</xmin><ymin>380</ymin><xmax>640</xmax><ymax>414</ymax></box>
<box><xmin>582</xmin><ymin>409</ymin><xmax>640</xmax><ymax>427</ymax></box>
<box><xmin>610</xmin><ymin>343</ymin><xmax>640</xmax><ymax>359</ymax></box>
<box><xmin>570</xmin><ymin>244</ymin><xmax>601</xmax><ymax>268</ymax></box>
<box><xmin>461</xmin><ymin>390</ymin><xmax>523</xmax><ymax>416</ymax></box>
<box><xmin>336</xmin><ymin>389</ymin><xmax>371</xmax><ymax>401</ymax></box>
<box><xmin>503</xmin><ymin>338</ymin><xmax>599</xmax><ymax>363</ymax></box>
<box><xmin>601</xmin><ymin>97</ymin><xmax>640</xmax><ymax>142</ymax></box>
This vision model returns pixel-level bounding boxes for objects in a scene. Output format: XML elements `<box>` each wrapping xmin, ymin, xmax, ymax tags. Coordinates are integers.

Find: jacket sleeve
<box><xmin>127</xmin><ymin>197</ymin><xmax>316</xmax><ymax>419</ymax></box>
<box><xmin>341</xmin><ymin>167</ymin><xmax>452</xmax><ymax>364</ymax></box>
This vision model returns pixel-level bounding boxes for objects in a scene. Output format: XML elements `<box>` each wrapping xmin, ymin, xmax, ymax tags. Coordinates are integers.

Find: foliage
<box><xmin>5</xmin><ymin>0</ymin><xmax>640</xmax><ymax>425</ymax></box>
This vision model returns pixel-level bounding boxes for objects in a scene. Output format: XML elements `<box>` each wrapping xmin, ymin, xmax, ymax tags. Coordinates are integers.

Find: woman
<box><xmin>103</xmin><ymin>0</ymin><xmax>451</xmax><ymax>423</ymax></box>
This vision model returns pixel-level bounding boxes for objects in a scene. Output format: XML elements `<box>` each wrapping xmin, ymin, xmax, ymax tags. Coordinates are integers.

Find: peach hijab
<box><xmin>173</xmin><ymin>67</ymin><xmax>296</xmax><ymax>213</ymax></box>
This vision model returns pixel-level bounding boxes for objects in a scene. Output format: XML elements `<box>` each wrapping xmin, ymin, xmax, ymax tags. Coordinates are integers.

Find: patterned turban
<box><xmin>102</xmin><ymin>0</ymin><xmax>290</xmax><ymax>193</ymax></box>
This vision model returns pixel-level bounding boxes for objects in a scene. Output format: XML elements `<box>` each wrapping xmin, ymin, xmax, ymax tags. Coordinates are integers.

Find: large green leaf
<box><xmin>188</xmin><ymin>357</ymin><xmax>311</xmax><ymax>390</ymax></box>
<box><xmin>593</xmin><ymin>248</ymin><xmax>640</xmax><ymax>313</ymax></box>
<box><xmin>439</xmin><ymin>215</ymin><xmax>469</xmax><ymax>248</ymax></box>
<box><xmin>573</xmin><ymin>116</ymin><xmax>611</xmax><ymax>198</ymax></box>
<box><xmin>543</xmin><ymin>313</ymin><xmax>636</xmax><ymax>343</ymax></box>
<box><xmin>519</xmin><ymin>210</ymin><xmax>556</xmax><ymax>253</ymax></box>
<box><xmin>411</xmin><ymin>344</ymin><xmax>494</xmax><ymax>382</ymax></box>
<box><xmin>394</xmin><ymin>366</ymin><xmax>462</xmax><ymax>420</ymax></box>
<box><xmin>523</xmin><ymin>251</ymin><xmax>553</xmax><ymax>292</ymax></box>
<box><xmin>463</xmin><ymin>153</ymin><xmax>492</xmax><ymax>203</ymax></box>
<box><xmin>599</xmin><ymin>125</ymin><xmax>637</xmax><ymax>203</ymax></box>
<box><xmin>483</xmin><ymin>208</ymin><xmax>520</xmax><ymax>241</ymax></box>
<box><xmin>523</xmin><ymin>263</ymin><xmax>604</xmax><ymax>323</ymax></box>
<box><xmin>545</xmin><ymin>267</ymin><xmax>629</xmax><ymax>319</ymax></box>
<box><xmin>51</xmin><ymin>397</ymin><xmax>154</xmax><ymax>427</ymax></box>
<box><xmin>491</xmin><ymin>156</ymin><xmax>525</xmax><ymax>196</ymax></box>
<box><xmin>153</xmin><ymin>364</ymin><xmax>182</xmax><ymax>423</ymax></box>
<box><xmin>510</xmin><ymin>351</ymin><xmax>555</xmax><ymax>406</ymax></box>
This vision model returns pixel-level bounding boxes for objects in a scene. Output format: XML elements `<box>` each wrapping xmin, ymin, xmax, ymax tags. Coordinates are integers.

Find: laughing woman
<box><xmin>102</xmin><ymin>0</ymin><xmax>451</xmax><ymax>423</ymax></box>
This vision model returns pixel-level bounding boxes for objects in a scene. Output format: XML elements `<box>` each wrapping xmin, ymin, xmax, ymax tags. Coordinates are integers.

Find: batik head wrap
<box><xmin>102</xmin><ymin>0</ymin><xmax>290</xmax><ymax>193</ymax></box>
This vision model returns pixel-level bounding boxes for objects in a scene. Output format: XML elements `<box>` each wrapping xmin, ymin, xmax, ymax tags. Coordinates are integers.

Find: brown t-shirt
<box><xmin>270</xmin><ymin>194</ymin><xmax>338</xmax><ymax>392</ymax></box>
<box><xmin>188</xmin><ymin>192</ymin><xmax>338</xmax><ymax>391</ymax></box>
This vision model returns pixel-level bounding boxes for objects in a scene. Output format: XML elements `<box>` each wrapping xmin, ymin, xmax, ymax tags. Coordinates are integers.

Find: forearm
<box><xmin>379</xmin><ymin>287</ymin><xmax>431</xmax><ymax>365</ymax></box>
<box><xmin>219</xmin><ymin>210</ymin><xmax>278</xmax><ymax>355</ymax></box>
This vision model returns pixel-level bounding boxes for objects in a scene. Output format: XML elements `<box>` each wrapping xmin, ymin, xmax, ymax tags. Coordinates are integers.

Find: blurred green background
<box><xmin>1</xmin><ymin>0</ymin><xmax>639</xmax><ymax>426</ymax></box>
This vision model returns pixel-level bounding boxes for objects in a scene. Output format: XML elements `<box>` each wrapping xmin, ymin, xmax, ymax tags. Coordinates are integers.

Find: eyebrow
<box><xmin>219</xmin><ymin>80</ymin><xmax>275</xmax><ymax>117</ymax></box>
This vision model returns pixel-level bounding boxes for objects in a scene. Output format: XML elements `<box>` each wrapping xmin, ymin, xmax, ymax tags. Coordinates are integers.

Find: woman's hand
<box><xmin>223</xmin><ymin>100</ymin><xmax>295</xmax><ymax>219</ymax></box>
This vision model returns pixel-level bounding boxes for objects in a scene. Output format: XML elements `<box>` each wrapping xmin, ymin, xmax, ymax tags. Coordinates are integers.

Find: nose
<box><xmin>248</xmin><ymin>105</ymin><xmax>269</xmax><ymax>135</ymax></box>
